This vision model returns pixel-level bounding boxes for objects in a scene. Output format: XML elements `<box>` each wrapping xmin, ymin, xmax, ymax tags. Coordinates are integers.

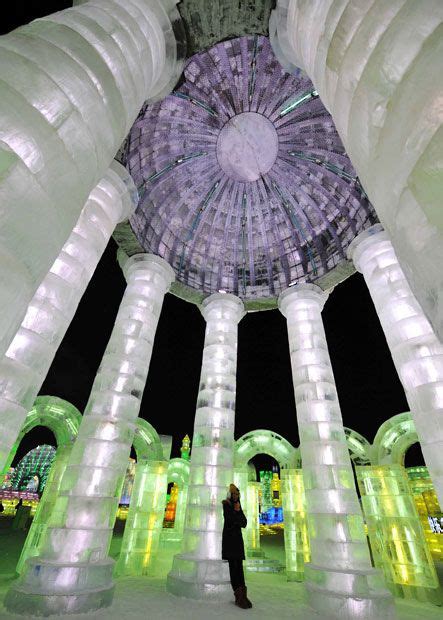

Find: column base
<box><xmin>166</xmin><ymin>554</ymin><xmax>232</xmax><ymax>601</ymax></box>
<box><xmin>304</xmin><ymin>563</ymin><xmax>396</xmax><ymax>620</ymax></box>
<box><xmin>4</xmin><ymin>557</ymin><xmax>115</xmax><ymax>616</ymax></box>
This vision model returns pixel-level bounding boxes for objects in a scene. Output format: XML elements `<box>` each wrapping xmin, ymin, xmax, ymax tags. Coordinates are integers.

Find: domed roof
<box><xmin>122</xmin><ymin>35</ymin><xmax>376</xmax><ymax>306</ymax></box>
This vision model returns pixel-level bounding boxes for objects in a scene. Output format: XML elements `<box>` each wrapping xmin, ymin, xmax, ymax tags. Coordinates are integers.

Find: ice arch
<box><xmin>2</xmin><ymin>396</ymin><xmax>82</xmax><ymax>477</ymax></box>
<box><xmin>234</xmin><ymin>429</ymin><xmax>299</xmax><ymax>470</ymax></box>
<box><xmin>373</xmin><ymin>412</ymin><xmax>418</xmax><ymax>465</ymax></box>
<box><xmin>344</xmin><ymin>427</ymin><xmax>372</xmax><ymax>466</ymax></box>
<box><xmin>132</xmin><ymin>418</ymin><xmax>164</xmax><ymax>462</ymax></box>
<box><xmin>167</xmin><ymin>458</ymin><xmax>190</xmax><ymax>487</ymax></box>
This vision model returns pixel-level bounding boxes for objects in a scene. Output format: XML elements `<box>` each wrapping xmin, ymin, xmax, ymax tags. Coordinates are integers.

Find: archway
<box><xmin>161</xmin><ymin>458</ymin><xmax>190</xmax><ymax>543</ymax></box>
<box><xmin>372</xmin><ymin>412</ymin><xmax>418</xmax><ymax>465</ymax></box>
<box><xmin>234</xmin><ymin>429</ymin><xmax>300</xmax><ymax>470</ymax></box>
<box><xmin>344</xmin><ymin>428</ymin><xmax>372</xmax><ymax>466</ymax></box>
<box><xmin>234</xmin><ymin>430</ymin><xmax>303</xmax><ymax>579</ymax></box>
<box><xmin>115</xmin><ymin>420</ymin><xmax>169</xmax><ymax>576</ymax></box>
<box><xmin>3</xmin><ymin>395</ymin><xmax>82</xmax><ymax>478</ymax></box>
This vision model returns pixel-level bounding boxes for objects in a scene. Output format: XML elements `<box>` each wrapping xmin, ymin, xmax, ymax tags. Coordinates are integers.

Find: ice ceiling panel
<box><xmin>126</xmin><ymin>35</ymin><xmax>377</xmax><ymax>301</ymax></box>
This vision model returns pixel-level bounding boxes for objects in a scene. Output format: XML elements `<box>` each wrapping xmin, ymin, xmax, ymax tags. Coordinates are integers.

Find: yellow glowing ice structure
<box><xmin>180</xmin><ymin>435</ymin><xmax>191</xmax><ymax>461</ymax></box>
<box><xmin>271</xmin><ymin>471</ymin><xmax>282</xmax><ymax>507</ymax></box>
<box><xmin>279</xmin><ymin>283</ymin><xmax>394</xmax><ymax>619</ymax></box>
<box><xmin>281</xmin><ymin>469</ymin><xmax>310</xmax><ymax>582</ymax></box>
<box><xmin>164</xmin><ymin>483</ymin><xmax>179</xmax><ymax>525</ymax></box>
<box><xmin>116</xmin><ymin>460</ymin><xmax>168</xmax><ymax>576</ymax></box>
<box><xmin>349</xmin><ymin>226</ymin><xmax>443</xmax><ymax>506</ymax></box>
<box><xmin>407</xmin><ymin>466</ymin><xmax>443</xmax><ymax>563</ymax></box>
<box><xmin>115</xmin><ymin>419</ymin><xmax>167</xmax><ymax>572</ymax></box>
<box><xmin>162</xmin><ymin>458</ymin><xmax>190</xmax><ymax>543</ymax></box>
<box><xmin>357</xmin><ymin>465</ymin><xmax>440</xmax><ymax>604</ymax></box>
<box><xmin>246</xmin><ymin>482</ymin><xmax>261</xmax><ymax>554</ymax></box>
<box><xmin>167</xmin><ymin>293</ymin><xmax>245</xmax><ymax>601</ymax></box>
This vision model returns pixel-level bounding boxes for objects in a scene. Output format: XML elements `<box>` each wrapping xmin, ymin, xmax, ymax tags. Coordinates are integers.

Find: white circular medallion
<box><xmin>216</xmin><ymin>112</ymin><xmax>278</xmax><ymax>182</ymax></box>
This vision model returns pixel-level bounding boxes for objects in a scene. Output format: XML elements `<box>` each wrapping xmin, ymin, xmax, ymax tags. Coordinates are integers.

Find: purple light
<box><xmin>127</xmin><ymin>35</ymin><xmax>377</xmax><ymax>301</ymax></box>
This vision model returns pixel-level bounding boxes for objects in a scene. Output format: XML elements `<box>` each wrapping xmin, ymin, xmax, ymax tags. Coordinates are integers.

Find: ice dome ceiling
<box><xmin>122</xmin><ymin>35</ymin><xmax>377</xmax><ymax>306</ymax></box>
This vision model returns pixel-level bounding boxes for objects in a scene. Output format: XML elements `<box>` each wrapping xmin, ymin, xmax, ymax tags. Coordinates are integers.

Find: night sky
<box><xmin>3</xmin><ymin>2</ymin><xmax>422</xmax><ymax>468</ymax></box>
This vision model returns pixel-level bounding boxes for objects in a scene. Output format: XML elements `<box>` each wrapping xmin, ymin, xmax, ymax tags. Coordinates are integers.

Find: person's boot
<box><xmin>243</xmin><ymin>586</ymin><xmax>253</xmax><ymax>608</ymax></box>
<box><xmin>234</xmin><ymin>586</ymin><xmax>250</xmax><ymax>609</ymax></box>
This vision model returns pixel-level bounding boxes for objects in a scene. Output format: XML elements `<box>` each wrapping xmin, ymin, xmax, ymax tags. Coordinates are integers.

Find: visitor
<box><xmin>15</xmin><ymin>498</ymin><xmax>23</xmax><ymax>511</ymax></box>
<box><xmin>222</xmin><ymin>483</ymin><xmax>252</xmax><ymax>609</ymax></box>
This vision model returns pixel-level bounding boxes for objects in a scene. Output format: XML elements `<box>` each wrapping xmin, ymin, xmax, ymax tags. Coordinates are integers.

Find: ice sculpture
<box><xmin>161</xmin><ymin>458</ymin><xmax>190</xmax><ymax>543</ymax></box>
<box><xmin>279</xmin><ymin>283</ymin><xmax>395</xmax><ymax>619</ymax></box>
<box><xmin>281</xmin><ymin>468</ymin><xmax>309</xmax><ymax>581</ymax></box>
<box><xmin>16</xmin><ymin>444</ymin><xmax>73</xmax><ymax>574</ymax></box>
<box><xmin>270</xmin><ymin>0</ymin><xmax>443</xmax><ymax>341</ymax></box>
<box><xmin>5</xmin><ymin>254</ymin><xmax>175</xmax><ymax>615</ymax></box>
<box><xmin>116</xmin><ymin>459</ymin><xmax>168</xmax><ymax>576</ymax></box>
<box><xmin>357</xmin><ymin>465</ymin><xmax>440</xmax><ymax>604</ymax></box>
<box><xmin>0</xmin><ymin>0</ymin><xmax>184</xmax><ymax>358</ymax></box>
<box><xmin>167</xmin><ymin>293</ymin><xmax>245</xmax><ymax>600</ymax></box>
<box><xmin>245</xmin><ymin>481</ymin><xmax>261</xmax><ymax>557</ymax></box>
<box><xmin>0</xmin><ymin>162</ymin><xmax>136</xmax><ymax>482</ymax></box>
<box><xmin>349</xmin><ymin>225</ymin><xmax>443</xmax><ymax>507</ymax></box>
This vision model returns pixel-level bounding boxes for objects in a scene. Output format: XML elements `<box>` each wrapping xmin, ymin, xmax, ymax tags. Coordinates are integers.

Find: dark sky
<box><xmin>4</xmin><ymin>3</ymin><xmax>421</xmax><ymax>468</ymax></box>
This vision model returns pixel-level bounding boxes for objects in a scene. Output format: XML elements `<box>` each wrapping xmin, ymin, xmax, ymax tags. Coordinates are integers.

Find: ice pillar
<box><xmin>0</xmin><ymin>162</ymin><xmax>136</xmax><ymax>482</ymax></box>
<box><xmin>167</xmin><ymin>293</ymin><xmax>245</xmax><ymax>600</ymax></box>
<box><xmin>279</xmin><ymin>283</ymin><xmax>395</xmax><ymax>619</ymax></box>
<box><xmin>281</xmin><ymin>468</ymin><xmax>309</xmax><ymax>581</ymax></box>
<box><xmin>348</xmin><ymin>225</ymin><xmax>443</xmax><ymax>506</ymax></box>
<box><xmin>270</xmin><ymin>0</ymin><xmax>443</xmax><ymax>342</ymax></box>
<box><xmin>0</xmin><ymin>0</ymin><xmax>183</xmax><ymax>357</ymax></box>
<box><xmin>116</xmin><ymin>459</ymin><xmax>168</xmax><ymax>576</ymax></box>
<box><xmin>5</xmin><ymin>254</ymin><xmax>174</xmax><ymax>616</ymax></box>
<box><xmin>16</xmin><ymin>444</ymin><xmax>73</xmax><ymax>574</ymax></box>
<box><xmin>357</xmin><ymin>465</ymin><xmax>440</xmax><ymax>604</ymax></box>
<box><xmin>245</xmin><ymin>481</ymin><xmax>261</xmax><ymax>556</ymax></box>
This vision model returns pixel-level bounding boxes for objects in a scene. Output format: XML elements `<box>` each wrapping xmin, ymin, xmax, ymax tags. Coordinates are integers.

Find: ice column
<box><xmin>0</xmin><ymin>162</ymin><xmax>136</xmax><ymax>482</ymax></box>
<box><xmin>0</xmin><ymin>0</ymin><xmax>183</xmax><ymax>357</ymax></box>
<box><xmin>245</xmin><ymin>481</ymin><xmax>261</xmax><ymax>556</ymax></box>
<box><xmin>116</xmin><ymin>459</ymin><xmax>168</xmax><ymax>576</ymax></box>
<box><xmin>281</xmin><ymin>468</ymin><xmax>309</xmax><ymax>581</ymax></box>
<box><xmin>279</xmin><ymin>284</ymin><xmax>395</xmax><ymax>619</ymax></box>
<box><xmin>167</xmin><ymin>293</ymin><xmax>245</xmax><ymax>600</ymax></box>
<box><xmin>16</xmin><ymin>444</ymin><xmax>73</xmax><ymax>574</ymax></box>
<box><xmin>357</xmin><ymin>465</ymin><xmax>440</xmax><ymax>604</ymax></box>
<box><xmin>270</xmin><ymin>0</ymin><xmax>443</xmax><ymax>342</ymax></box>
<box><xmin>349</xmin><ymin>225</ymin><xmax>443</xmax><ymax>506</ymax></box>
<box><xmin>5</xmin><ymin>254</ymin><xmax>174</xmax><ymax>616</ymax></box>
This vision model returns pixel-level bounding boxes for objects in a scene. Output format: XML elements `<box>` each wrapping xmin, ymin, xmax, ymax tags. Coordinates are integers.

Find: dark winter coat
<box><xmin>221</xmin><ymin>499</ymin><xmax>247</xmax><ymax>560</ymax></box>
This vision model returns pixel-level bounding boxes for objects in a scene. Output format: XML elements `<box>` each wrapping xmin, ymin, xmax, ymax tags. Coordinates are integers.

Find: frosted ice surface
<box><xmin>271</xmin><ymin>0</ymin><xmax>443</xmax><ymax>342</ymax></box>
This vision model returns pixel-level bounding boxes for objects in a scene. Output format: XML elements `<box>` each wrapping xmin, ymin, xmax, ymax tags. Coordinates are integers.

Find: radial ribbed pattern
<box><xmin>127</xmin><ymin>35</ymin><xmax>376</xmax><ymax>301</ymax></box>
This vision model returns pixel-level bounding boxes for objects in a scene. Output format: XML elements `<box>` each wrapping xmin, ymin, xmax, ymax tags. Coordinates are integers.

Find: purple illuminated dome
<box><xmin>125</xmin><ymin>35</ymin><xmax>377</xmax><ymax>306</ymax></box>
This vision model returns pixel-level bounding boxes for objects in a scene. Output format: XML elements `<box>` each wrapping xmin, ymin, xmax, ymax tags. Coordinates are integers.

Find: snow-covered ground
<box><xmin>0</xmin><ymin>518</ymin><xmax>441</xmax><ymax>620</ymax></box>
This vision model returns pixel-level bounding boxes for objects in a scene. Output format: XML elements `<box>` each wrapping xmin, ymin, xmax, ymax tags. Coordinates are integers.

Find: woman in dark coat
<box><xmin>222</xmin><ymin>483</ymin><xmax>252</xmax><ymax>609</ymax></box>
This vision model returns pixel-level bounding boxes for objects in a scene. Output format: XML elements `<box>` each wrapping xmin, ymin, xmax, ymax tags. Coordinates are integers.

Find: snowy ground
<box><xmin>0</xmin><ymin>517</ymin><xmax>442</xmax><ymax>620</ymax></box>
